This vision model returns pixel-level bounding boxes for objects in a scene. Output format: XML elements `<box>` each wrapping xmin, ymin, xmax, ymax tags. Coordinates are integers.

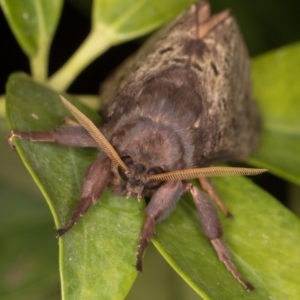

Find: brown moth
<box><xmin>8</xmin><ymin>0</ymin><xmax>265</xmax><ymax>291</ymax></box>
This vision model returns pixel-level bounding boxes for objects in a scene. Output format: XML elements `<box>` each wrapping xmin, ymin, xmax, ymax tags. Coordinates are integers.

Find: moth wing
<box><xmin>192</xmin><ymin>9</ymin><xmax>261</xmax><ymax>163</ymax></box>
<box><xmin>100</xmin><ymin>2</ymin><xmax>204</xmax><ymax>117</ymax></box>
<box><xmin>100</xmin><ymin>1</ymin><xmax>260</xmax><ymax>165</ymax></box>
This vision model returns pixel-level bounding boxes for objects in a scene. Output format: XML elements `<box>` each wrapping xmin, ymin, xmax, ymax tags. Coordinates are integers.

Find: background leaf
<box><xmin>92</xmin><ymin>0</ymin><xmax>195</xmax><ymax>41</ymax></box>
<box><xmin>0</xmin><ymin>120</ymin><xmax>60</xmax><ymax>300</ymax></box>
<box><xmin>48</xmin><ymin>0</ymin><xmax>195</xmax><ymax>91</ymax></box>
<box><xmin>0</xmin><ymin>0</ymin><xmax>63</xmax><ymax>81</ymax></box>
<box><xmin>5</xmin><ymin>73</ymin><xmax>145</xmax><ymax>300</ymax></box>
<box><xmin>249</xmin><ymin>42</ymin><xmax>300</xmax><ymax>184</ymax></box>
<box><xmin>0</xmin><ymin>0</ymin><xmax>62</xmax><ymax>57</ymax></box>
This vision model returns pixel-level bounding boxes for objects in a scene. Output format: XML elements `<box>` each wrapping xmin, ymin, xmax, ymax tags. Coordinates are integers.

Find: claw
<box><xmin>6</xmin><ymin>130</ymin><xmax>19</xmax><ymax>150</ymax></box>
<box><xmin>56</xmin><ymin>226</ymin><xmax>72</xmax><ymax>238</ymax></box>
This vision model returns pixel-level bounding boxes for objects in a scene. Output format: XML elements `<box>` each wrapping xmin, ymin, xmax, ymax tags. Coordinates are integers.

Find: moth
<box><xmin>8</xmin><ymin>0</ymin><xmax>264</xmax><ymax>291</ymax></box>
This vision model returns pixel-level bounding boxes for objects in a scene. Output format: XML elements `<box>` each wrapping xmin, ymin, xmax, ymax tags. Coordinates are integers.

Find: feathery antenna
<box><xmin>145</xmin><ymin>166</ymin><xmax>267</xmax><ymax>181</ymax></box>
<box><xmin>60</xmin><ymin>96</ymin><xmax>129</xmax><ymax>172</ymax></box>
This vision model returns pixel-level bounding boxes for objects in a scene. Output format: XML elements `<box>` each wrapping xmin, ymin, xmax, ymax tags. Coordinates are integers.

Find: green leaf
<box><xmin>0</xmin><ymin>0</ymin><xmax>63</xmax><ymax>81</ymax></box>
<box><xmin>249</xmin><ymin>42</ymin><xmax>300</xmax><ymax>184</ymax></box>
<box><xmin>153</xmin><ymin>177</ymin><xmax>300</xmax><ymax>299</ymax></box>
<box><xmin>92</xmin><ymin>0</ymin><xmax>195</xmax><ymax>41</ymax></box>
<box><xmin>6</xmin><ymin>70</ymin><xmax>300</xmax><ymax>299</ymax></box>
<box><xmin>5</xmin><ymin>73</ymin><xmax>144</xmax><ymax>300</ymax></box>
<box><xmin>48</xmin><ymin>0</ymin><xmax>194</xmax><ymax>92</ymax></box>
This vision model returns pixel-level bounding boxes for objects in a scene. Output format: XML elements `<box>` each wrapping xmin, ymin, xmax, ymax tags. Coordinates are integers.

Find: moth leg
<box><xmin>136</xmin><ymin>180</ymin><xmax>185</xmax><ymax>271</ymax></box>
<box><xmin>63</xmin><ymin>116</ymin><xmax>81</xmax><ymax>126</ymax></box>
<box><xmin>7</xmin><ymin>125</ymin><xmax>98</xmax><ymax>149</ymax></box>
<box><xmin>199</xmin><ymin>177</ymin><xmax>233</xmax><ymax>218</ymax></box>
<box><xmin>190</xmin><ymin>186</ymin><xmax>254</xmax><ymax>291</ymax></box>
<box><xmin>57</xmin><ymin>155</ymin><xmax>111</xmax><ymax>236</ymax></box>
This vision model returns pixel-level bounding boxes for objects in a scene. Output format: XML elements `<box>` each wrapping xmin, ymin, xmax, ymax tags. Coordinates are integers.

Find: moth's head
<box><xmin>116</xmin><ymin>155</ymin><xmax>164</xmax><ymax>200</ymax></box>
<box><xmin>109</xmin><ymin>119</ymin><xmax>191</xmax><ymax>199</ymax></box>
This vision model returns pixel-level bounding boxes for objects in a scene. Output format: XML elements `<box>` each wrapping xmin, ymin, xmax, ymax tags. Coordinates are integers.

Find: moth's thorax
<box><xmin>105</xmin><ymin>117</ymin><xmax>194</xmax><ymax>198</ymax></box>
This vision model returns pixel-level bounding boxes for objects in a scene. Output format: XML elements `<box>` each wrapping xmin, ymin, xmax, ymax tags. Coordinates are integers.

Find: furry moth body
<box><xmin>8</xmin><ymin>1</ymin><xmax>263</xmax><ymax>291</ymax></box>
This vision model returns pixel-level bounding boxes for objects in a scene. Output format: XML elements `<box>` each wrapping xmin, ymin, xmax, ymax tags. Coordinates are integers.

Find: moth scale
<box><xmin>8</xmin><ymin>1</ymin><xmax>264</xmax><ymax>291</ymax></box>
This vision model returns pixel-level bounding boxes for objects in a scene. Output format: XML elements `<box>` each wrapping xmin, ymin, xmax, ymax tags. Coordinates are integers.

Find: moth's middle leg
<box><xmin>136</xmin><ymin>180</ymin><xmax>186</xmax><ymax>271</ymax></box>
<box><xmin>199</xmin><ymin>177</ymin><xmax>232</xmax><ymax>218</ymax></box>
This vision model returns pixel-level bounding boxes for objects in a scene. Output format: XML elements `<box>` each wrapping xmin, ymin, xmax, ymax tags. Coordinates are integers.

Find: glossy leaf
<box><xmin>92</xmin><ymin>0</ymin><xmax>195</xmax><ymax>41</ymax></box>
<box><xmin>5</xmin><ymin>73</ymin><xmax>144</xmax><ymax>300</ymax></box>
<box><xmin>0</xmin><ymin>0</ymin><xmax>63</xmax><ymax>81</ymax></box>
<box><xmin>250</xmin><ymin>42</ymin><xmax>300</xmax><ymax>184</ymax></box>
<box><xmin>6</xmin><ymin>68</ymin><xmax>300</xmax><ymax>299</ymax></box>
<box><xmin>153</xmin><ymin>177</ymin><xmax>300</xmax><ymax>299</ymax></box>
<box><xmin>0</xmin><ymin>0</ymin><xmax>62</xmax><ymax>56</ymax></box>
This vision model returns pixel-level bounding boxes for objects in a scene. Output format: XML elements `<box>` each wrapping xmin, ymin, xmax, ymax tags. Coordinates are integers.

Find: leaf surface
<box><xmin>0</xmin><ymin>0</ymin><xmax>62</xmax><ymax>57</ymax></box>
<box><xmin>250</xmin><ymin>42</ymin><xmax>300</xmax><ymax>184</ymax></box>
<box><xmin>154</xmin><ymin>177</ymin><xmax>300</xmax><ymax>299</ymax></box>
<box><xmin>92</xmin><ymin>0</ymin><xmax>195</xmax><ymax>42</ymax></box>
<box><xmin>5</xmin><ymin>73</ymin><xmax>144</xmax><ymax>300</ymax></box>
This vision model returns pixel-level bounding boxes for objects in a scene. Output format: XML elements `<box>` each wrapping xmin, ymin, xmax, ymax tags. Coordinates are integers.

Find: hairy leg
<box><xmin>57</xmin><ymin>155</ymin><xmax>111</xmax><ymax>236</ymax></box>
<box><xmin>7</xmin><ymin>125</ymin><xmax>99</xmax><ymax>148</ymax></box>
<box><xmin>190</xmin><ymin>185</ymin><xmax>253</xmax><ymax>291</ymax></box>
<box><xmin>136</xmin><ymin>180</ymin><xmax>185</xmax><ymax>271</ymax></box>
<box><xmin>199</xmin><ymin>177</ymin><xmax>232</xmax><ymax>218</ymax></box>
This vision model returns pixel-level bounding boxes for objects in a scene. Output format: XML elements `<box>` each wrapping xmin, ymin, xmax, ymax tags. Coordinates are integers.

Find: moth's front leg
<box><xmin>136</xmin><ymin>180</ymin><xmax>186</xmax><ymax>271</ymax></box>
<box><xmin>57</xmin><ymin>155</ymin><xmax>111</xmax><ymax>236</ymax></box>
<box><xmin>7</xmin><ymin>125</ymin><xmax>98</xmax><ymax>149</ymax></box>
<box><xmin>190</xmin><ymin>185</ymin><xmax>254</xmax><ymax>291</ymax></box>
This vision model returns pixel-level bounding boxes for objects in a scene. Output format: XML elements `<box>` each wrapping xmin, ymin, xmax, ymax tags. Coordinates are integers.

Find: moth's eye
<box><xmin>145</xmin><ymin>166</ymin><xmax>164</xmax><ymax>190</ymax></box>
<box><xmin>118</xmin><ymin>167</ymin><xmax>128</xmax><ymax>181</ymax></box>
<box><xmin>118</xmin><ymin>155</ymin><xmax>134</xmax><ymax>181</ymax></box>
<box><xmin>147</xmin><ymin>166</ymin><xmax>164</xmax><ymax>175</ymax></box>
<box><xmin>121</xmin><ymin>155</ymin><xmax>134</xmax><ymax>169</ymax></box>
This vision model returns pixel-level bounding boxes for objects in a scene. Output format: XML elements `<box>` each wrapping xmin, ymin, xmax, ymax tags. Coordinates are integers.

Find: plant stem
<box><xmin>30</xmin><ymin>44</ymin><xmax>49</xmax><ymax>83</ymax></box>
<box><xmin>76</xmin><ymin>95</ymin><xmax>100</xmax><ymax>110</ymax></box>
<box><xmin>48</xmin><ymin>30</ymin><xmax>113</xmax><ymax>92</ymax></box>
